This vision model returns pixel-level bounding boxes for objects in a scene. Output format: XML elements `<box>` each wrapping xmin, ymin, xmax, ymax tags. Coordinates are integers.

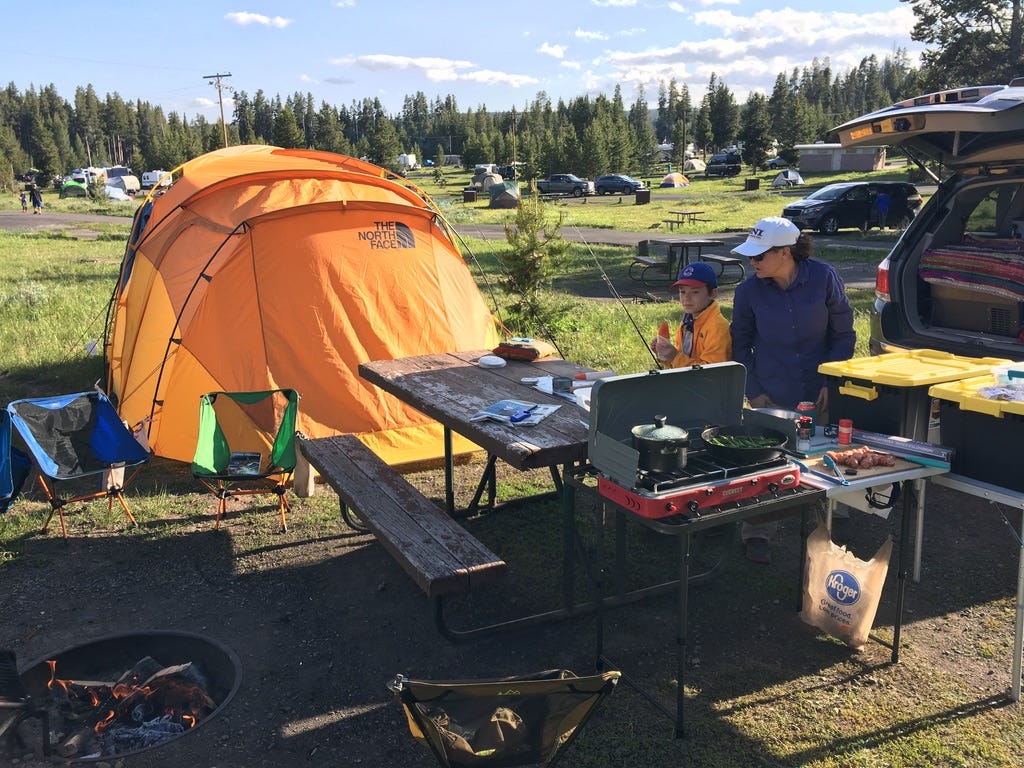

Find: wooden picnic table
<box><xmin>665</xmin><ymin>209</ymin><xmax>706</xmax><ymax>230</ymax></box>
<box><xmin>359</xmin><ymin>351</ymin><xmax>595</xmax><ymax>636</ymax></box>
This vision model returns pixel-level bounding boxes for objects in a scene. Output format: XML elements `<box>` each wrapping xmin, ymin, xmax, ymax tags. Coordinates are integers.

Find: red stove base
<box><xmin>598</xmin><ymin>464</ymin><xmax>802</xmax><ymax>519</ymax></box>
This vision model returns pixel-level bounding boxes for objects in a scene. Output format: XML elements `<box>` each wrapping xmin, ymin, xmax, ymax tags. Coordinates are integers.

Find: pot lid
<box><xmin>632</xmin><ymin>415</ymin><xmax>688</xmax><ymax>441</ymax></box>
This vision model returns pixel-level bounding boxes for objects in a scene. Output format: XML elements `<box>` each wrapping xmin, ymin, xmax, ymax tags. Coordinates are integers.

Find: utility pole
<box><xmin>203</xmin><ymin>72</ymin><xmax>233</xmax><ymax>148</ymax></box>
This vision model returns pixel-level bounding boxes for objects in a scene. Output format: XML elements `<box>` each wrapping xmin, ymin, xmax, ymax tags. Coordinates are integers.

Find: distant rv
<box><xmin>141</xmin><ymin>170</ymin><xmax>172</xmax><ymax>190</ymax></box>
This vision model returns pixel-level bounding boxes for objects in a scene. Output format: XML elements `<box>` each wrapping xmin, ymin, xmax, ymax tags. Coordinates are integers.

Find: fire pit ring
<box><xmin>17</xmin><ymin>630</ymin><xmax>241</xmax><ymax>763</ymax></box>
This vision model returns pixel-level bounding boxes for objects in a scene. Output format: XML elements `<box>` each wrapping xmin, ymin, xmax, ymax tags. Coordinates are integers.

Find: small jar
<box><xmin>797</xmin><ymin>416</ymin><xmax>812</xmax><ymax>451</ymax></box>
<box><xmin>838</xmin><ymin>418</ymin><xmax>853</xmax><ymax>446</ymax></box>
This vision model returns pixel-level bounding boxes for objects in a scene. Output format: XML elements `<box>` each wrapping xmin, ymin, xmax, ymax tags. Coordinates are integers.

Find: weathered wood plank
<box><xmin>298</xmin><ymin>435</ymin><xmax>508</xmax><ymax>598</ymax></box>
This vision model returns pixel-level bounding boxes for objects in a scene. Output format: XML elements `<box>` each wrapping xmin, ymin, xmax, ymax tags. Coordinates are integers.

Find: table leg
<box><xmin>913</xmin><ymin>478</ymin><xmax>926</xmax><ymax>583</ymax></box>
<box><xmin>675</xmin><ymin>533</ymin><xmax>691</xmax><ymax>738</ymax></box>
<box><xmin>444</xmin><ymin>426</ymin><xmax>454</xmax><ymax>515</ymax></box>
<box><xmin>561</xmin><ymin>464</ymin><xmax>576</xmax><ymax>612</ymax></box>
<box><xmin>1013</xmin><ymin>507</ymin><xmax>1024</xmax><ymax>701</ymax></box>
<box><xmin>892</xmin><ymin>479</ymin><xmax>913</xmax><ymax>663</ymax></box>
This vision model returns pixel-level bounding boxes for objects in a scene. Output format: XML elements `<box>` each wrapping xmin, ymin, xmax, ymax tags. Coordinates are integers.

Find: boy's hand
<box><xmin>651</xmin><ymin>335</ymin><xmax>677</xmax><ymax>362</ymax></box>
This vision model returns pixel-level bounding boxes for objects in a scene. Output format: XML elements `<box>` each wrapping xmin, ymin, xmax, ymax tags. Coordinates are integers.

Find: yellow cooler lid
<box><xmin>929</xmin><ymin>374</ymin><xmax>1024</xmax><ymax>418</ymax></box>
<box><xmin>818</xmin><ymin>349</ymin><xmax>1011</xmax><ymax>387</ymax></box>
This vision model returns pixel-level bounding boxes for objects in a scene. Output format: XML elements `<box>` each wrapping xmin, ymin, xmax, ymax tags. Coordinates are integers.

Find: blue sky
<box><xmin>6</xmin><ymin>1</ymin><xmax>922</xmax><ymax>119</ymax></box>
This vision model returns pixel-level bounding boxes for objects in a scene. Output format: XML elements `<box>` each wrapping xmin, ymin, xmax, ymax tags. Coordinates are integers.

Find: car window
<box><xmin>963</xmin><ymin>185</ymin><xmax>1024</xmax><ymax>237</ymax></box>
<box><xmin>807</xmin><ymin>185</ymin><xmax>847</xmax><ymax>201</ymax></box>
<box><xmin>848</xmin><ymin>186</ymin><xmax>869</xmax><ymax>201</ymax></box>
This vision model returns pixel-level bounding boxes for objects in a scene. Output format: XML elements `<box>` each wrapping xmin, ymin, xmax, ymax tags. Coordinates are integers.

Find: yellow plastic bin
<box><xmin>929</xmin><ymin>374</ymin><xmax>1024</xmax><ymax>490</ymax></box>
<box><xmin>818</xmin><ymin>349</ymin><xmax>1010</xmax><ymax>441</ymax></box>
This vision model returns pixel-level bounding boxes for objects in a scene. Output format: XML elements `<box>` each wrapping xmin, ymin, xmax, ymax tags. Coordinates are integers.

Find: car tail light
<box><xmin>875</xmin><ymin>256</ymin><xmax>891</xmax><ymax>302</ymax></box>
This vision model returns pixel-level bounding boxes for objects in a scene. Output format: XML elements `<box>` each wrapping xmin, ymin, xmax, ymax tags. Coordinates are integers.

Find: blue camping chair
<box><xmin>6</xmin><ymin>391</ymin><xmax>150</xmax><ymax>539</ymax></box>
<box><xmin>1</xmin><ymin>411</ymin><xmax>30</xmax><ymax>514</ymax></box>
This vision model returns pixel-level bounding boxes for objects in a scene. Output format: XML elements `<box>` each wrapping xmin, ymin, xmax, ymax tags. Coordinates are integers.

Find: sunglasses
<box><xmin>749</xmin><ymin>246</ymin><xmax>784</xmax><ymax>262</ymax></box>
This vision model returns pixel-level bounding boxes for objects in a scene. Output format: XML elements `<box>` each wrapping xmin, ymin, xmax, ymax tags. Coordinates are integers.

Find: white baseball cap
<box><xmin>731</xmin><ymin>216</ymin><xmax>800</xmax><ymax>257</ymax></box>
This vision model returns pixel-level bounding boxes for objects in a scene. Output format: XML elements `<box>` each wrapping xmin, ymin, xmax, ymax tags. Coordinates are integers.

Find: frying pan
<box><xmin>700</xmin><ymin>425</ymin><xmax>788</xmax><ymax>463</ymax></box>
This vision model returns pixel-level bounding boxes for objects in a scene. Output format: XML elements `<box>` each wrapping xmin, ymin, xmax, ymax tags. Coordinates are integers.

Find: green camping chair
<box><xmin>191</xmin><ymin>389</ymin><xmax>299</xmax><ymax>531</ymax></box>
<box><xmin>388</xmin><ymin>669</ymin><xmax>620</xmax><ymax>768</ymax></box>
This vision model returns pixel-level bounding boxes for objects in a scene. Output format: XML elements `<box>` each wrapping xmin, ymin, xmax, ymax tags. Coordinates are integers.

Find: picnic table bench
<box><xmin>296</xmin><ymin>433</ymin><xmax>508</xmax><ymax>617</ymax></box>
<box><xmin>700</xmin><ymin>253</ymin><xmax>746</xmax><ymax>284</ymax></box>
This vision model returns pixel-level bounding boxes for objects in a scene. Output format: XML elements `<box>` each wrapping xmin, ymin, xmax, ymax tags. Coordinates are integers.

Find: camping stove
<box><xmin>596</xmin><ymin>449</ymin><xmax>801</xmax><ymax>519</ymax></box>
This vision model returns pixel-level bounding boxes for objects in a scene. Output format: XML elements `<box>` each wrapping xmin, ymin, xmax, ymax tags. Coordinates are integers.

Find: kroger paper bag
<box><xmin>800</xmin><ymin>517</ymin><xmax>892</xmax><ymax>649</ymax></box>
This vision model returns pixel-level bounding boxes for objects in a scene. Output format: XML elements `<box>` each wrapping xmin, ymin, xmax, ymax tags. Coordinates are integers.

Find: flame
<box><xmin>94</xmin><ymin>710</ymin><xmax>116</xmax><ymax>733</ymax></box>
<box><xmin>182</xmin><ymin>714</ymin><xmax>196</xmax><ymax>728</ymax></box>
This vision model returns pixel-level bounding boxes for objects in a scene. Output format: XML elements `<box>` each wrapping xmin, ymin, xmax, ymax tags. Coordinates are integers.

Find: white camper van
<box><xmin>141</xmin><ymin>170</ymin><xmax>172</xmax><ymax>190</ymax></box>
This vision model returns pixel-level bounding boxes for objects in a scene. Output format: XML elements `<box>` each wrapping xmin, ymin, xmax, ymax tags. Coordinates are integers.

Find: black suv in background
<box><xmin>782</xmin><ymin>181</ymin><xmax>922</xmax><ymax>234</ymax></box>
<box><xmin>835</xmin><ymin>79</ymin><xmax>1024</xmax><ymax>361</ymax></box>
<box><xmin>705</xmin><ymin>151</ymin><xmax>742</xmax><ymax>177</ymax></box>
<box><xmin>594</xmin><ymin>174</ymin><xmax>644</xmax><ymax>194</ymax></box>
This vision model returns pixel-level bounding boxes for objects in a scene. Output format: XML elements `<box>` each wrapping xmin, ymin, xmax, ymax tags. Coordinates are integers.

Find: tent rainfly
<box><xmin>659</xmin><ymin>172</ymin><xmax>690</xmax><ymax>188</ymax></box>
<box><xmin>771</xmin><ymin>169</ymin><xmax>805</xmax><ymax>187</ymax></box>
<box><xmin>104</xmin><ymin>145</ymin><xmax>500</xmax><ymax>466</ymax></box>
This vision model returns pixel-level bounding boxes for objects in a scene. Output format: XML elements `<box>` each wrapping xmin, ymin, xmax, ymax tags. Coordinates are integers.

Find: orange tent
<box><xmin>104</xmin><ymin>145</ymin><xmax>499</xmax><ymax>465</ymax></box>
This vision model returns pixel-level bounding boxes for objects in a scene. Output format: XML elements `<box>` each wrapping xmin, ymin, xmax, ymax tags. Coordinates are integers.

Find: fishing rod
<box><xmin>571</xmin><ymin>223</ymin><xmax>662</xmax><ymax>369</ymax></box>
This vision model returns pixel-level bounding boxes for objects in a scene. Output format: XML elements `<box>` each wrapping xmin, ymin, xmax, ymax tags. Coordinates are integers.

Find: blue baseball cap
<box><xmin>672</xmin><ymin>261</ymin><xmax>718</xmax><ymax>289</ymax></box>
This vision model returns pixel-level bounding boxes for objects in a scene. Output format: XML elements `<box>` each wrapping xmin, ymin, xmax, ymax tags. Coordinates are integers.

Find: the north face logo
<box><xmin>357</xmin><ymin>221</ymin><xmax>416</xmax><ymax>249</ymax></box>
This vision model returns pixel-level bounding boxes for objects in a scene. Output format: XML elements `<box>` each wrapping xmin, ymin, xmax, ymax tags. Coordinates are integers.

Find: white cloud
<box><xmin>300</xmin><ymin>74</ymin><xmax>312</xmax><ymax>82</ymax></box>
<box><xmin>593</xmin><ymin>6</ymin><xmax>921</xmax><ymax>101</ymax></box>
<box><xmin>193</xmin><ymin>97</ymin><xmax>216</xmax><ymax>108</ymax></box>
<box><xmin>224</xmin><ymin>11</ymin><xmax>293</xmax><ymax>28</ymax></box>
<box><xmin>335</xmin><ymin>0</ymin><xmax>356</xmax><ymax>7</ymax></box>
<box><xmin>591</xmin><ymin>0</ymin><xmax>637</xmax><ymax>6</ymax></box>
<box><xmin>575</xmin><ymin>28</ymin><xmax>609</xmax><ymax>41</ymax></box>
<box><xmin>618</xmin><ymin>27</ymin><xmax>645</xmax><ymax>37</ymax></box>
<box><xmin>459</xmin><ymin>70</ymin><xmax>540</xmax><ymax>88</ymax></box>
<box><xmin>330</xmin><ymin>54</ymin><xmax>536</xmax><ymax>89</ymax></box>
<box><xmin>561</xmin><ymin>61</ymin><xmax>583</xmax><ymax>70</ymax></box>
<box><xmin>539</xmin><ymin>42</ymin><xmax>567</xmax><ymax>58</ymax></box>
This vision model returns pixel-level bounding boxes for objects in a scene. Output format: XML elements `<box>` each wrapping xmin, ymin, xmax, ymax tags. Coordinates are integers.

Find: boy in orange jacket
<box><xmin>651</xmin><ymin>261</ymin><xmax>732</xmax><ymax>367</ymax></box>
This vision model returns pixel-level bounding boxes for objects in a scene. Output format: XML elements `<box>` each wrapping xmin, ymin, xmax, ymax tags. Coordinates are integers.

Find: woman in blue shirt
<box><xmin>730</xmin><ymin>216</ymin><xmax>856</xmax><ymax>561</ymax></box>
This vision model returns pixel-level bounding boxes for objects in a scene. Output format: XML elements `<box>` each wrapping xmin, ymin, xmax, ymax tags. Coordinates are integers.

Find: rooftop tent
<box><xmin>488</xmin><ymin>180</ymin><xmax>521</xmax><ymax>209</ymax></box>
<box><xmin>772</xmin><ymin>169</ymin><xmax>804</xmax><ymax>187</ymax></box>
<box><xmin>104</xmin><ymin>145</ymin><xmax>500</xmax><ymax>466</ymax></box>
<box><xmin>659</xmin><ymin>172</ymin><xmax>690</xmax><ymax>188</ymax></box>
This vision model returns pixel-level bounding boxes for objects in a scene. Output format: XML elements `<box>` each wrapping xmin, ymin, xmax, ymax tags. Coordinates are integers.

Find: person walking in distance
<box><xmin>30</xmin><ymin>184</ymin><xmax>42</xmax><ymax>214</ymax></box>
<box><xmin>20</xmin><ymin>190</ymin><xmax>28</xmax><ymax>212</ymax></box>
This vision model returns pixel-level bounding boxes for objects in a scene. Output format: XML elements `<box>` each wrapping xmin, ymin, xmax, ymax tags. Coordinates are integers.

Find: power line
<box><xmin>203</xmin><ymin>72</ymin><xmax>233</xmax><ymax>148</ymax></box>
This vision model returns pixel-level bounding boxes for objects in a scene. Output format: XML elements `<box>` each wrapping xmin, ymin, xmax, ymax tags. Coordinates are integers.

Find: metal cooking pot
<box><xmin>631</xmin><ymin>415</ymin><xmax>689</xmax><ymax>473</ymax></box>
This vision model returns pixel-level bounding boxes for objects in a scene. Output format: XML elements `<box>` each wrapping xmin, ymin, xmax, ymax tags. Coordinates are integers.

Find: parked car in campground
<box><xmin>781</xmin><ymin>181</ymin><xmax>921</xmax><ymax>234</ymax></box>
<box><xmin>535</xmin><ymin>174</ymin><xmax>594</xmax><ymax>197</ymax></box>
<box><xmin>835</xmin><ymin>79</ymin><xmax>1024</xmax><ymax>361</ymax></box>
<box><xmin>704</xmin><ymin>151</ymin><xmax>742</xmax><ymax>177</ymax></box>
<box><xmin>594</xmin><ymin>174</ymin><xmax>644</xmax><ymax>195</ymax></box>
<box><xmin>766</xmin><ymin>156</ymin><xmax>789</xmax><ymax>169</ymax></box>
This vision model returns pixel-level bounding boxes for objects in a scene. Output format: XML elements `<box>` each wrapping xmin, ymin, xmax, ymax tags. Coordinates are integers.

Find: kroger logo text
<box><xmin>825</xmin><ymin>570</ymin><xmax>861</xmax><ymax>606</ymax></box>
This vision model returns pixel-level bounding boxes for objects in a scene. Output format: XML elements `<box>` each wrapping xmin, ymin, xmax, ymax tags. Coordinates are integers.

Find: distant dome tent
<box><xmin>104</xmin><ymin>145</ymin><xmax>500</xmax><ymax>466</ymax></box>
<box><xmin>488</xmin><ymin>181</ymin><xmax>521</xmax><ymax>209</ymax></box>
<box><xmin>659</xmin><ymin>172</ymin><xmax>690</xmax><ymax>188</ymax></box>
<box><xmin>59</xmin><ymin>179</ymin><xmax>89</xmax><ymax>198</ymax></box>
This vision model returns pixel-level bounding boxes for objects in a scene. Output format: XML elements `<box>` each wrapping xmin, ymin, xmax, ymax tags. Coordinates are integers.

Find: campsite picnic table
<box><xmin>359</xmin><ymin>351</ymin><xmax>594</xmax><ymax>633</ymax></box>
<box><xmin>665</xmin><ymin>209</ymin><xmax>706</xmax><ymax>230</ymax></box>
<box><xmin>630</xmin><ymin>236</ymin><xmax>725</xmax><ymax>285</ymax></box>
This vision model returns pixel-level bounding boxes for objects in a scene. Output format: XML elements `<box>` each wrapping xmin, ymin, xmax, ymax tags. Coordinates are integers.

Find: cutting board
<box><xmin>805</xmin><ymin>446</ymin><xmax>920</xmax><ymax>482</ymax></box>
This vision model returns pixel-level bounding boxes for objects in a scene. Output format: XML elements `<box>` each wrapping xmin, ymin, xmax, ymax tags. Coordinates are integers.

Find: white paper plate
<box><xmin>478</xmin><ymin>355</ymin><xmax>507</xmax><ymax>368</ymax></box>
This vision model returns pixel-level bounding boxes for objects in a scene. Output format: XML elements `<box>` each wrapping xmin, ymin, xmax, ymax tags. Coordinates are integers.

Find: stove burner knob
<box><xmin>665</xmin><ymin>502</ymin><xmax>679</xmax><ymax>514</ymax></box>
<box><xmin>768</xmin><ymin>482</ymin><xmax>779</xmax><ymax>492</ymax></box>
<box><xmin>687</xmin><ymin>501</ymin><xmax>700</xmax><ymax>513</ymax></box>
<box><xmin>704</xmin><ymin>487</ymin><xmax>714</xmax><ymax>495</ymax></box>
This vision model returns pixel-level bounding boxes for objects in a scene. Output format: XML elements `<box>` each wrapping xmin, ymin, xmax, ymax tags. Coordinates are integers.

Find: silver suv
<box><xmin>837</xmin><ymin>79</ymin><xmax>1024</xmax><ymax>360</ymax></box>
